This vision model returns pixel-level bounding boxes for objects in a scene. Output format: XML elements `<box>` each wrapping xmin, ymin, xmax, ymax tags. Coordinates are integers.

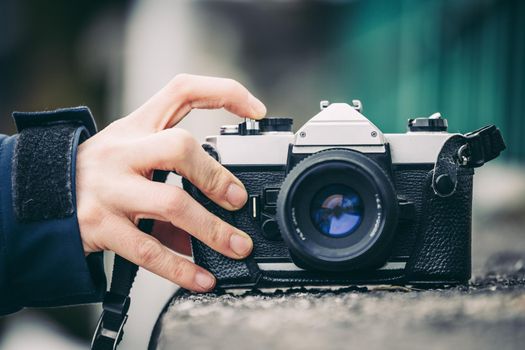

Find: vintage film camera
<box><xmin>184</xmin><ymin>100</ymin><xmax>505</xmax><ymax>288</ymax></box>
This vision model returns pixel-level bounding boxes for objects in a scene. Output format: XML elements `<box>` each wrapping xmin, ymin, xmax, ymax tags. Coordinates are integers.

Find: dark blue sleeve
<box><xmin>0</xmin><ymin>109</ymin><xmax>106</xmax><ymax>315</ymax></box>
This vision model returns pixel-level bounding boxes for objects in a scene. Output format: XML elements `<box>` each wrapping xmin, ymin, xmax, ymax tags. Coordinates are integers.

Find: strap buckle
<box><xmin>91</xmin><ymin>292</ymin><xmax>130</xmax><ymax>350</ymax></box>
<box><xmin>91</xmin><ymin>312</ymin><xmax>128</xmax><ymax>350</ymax></box>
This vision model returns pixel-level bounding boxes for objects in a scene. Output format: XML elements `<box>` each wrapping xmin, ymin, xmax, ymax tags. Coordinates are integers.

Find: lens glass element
<box><xmin>310</xmin><ymin>184</ymin><xmax>364</xmax><ymax>237</ymax></box>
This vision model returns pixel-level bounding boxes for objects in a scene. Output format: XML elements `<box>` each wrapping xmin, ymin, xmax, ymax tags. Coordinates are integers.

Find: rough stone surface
<box><xmin>153</xmin><ymin>256</ymin><xmax>524</xmax><ymax>350</ymax></box>
<box><xmin>153</xmin><ymin>168</ymin><xmax>525</xmax><ymax>350</ymax></box>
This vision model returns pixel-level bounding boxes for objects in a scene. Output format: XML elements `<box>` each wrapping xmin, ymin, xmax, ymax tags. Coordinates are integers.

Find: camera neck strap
<box><xmin>91</xmin><ymin>170</ymin><xmax>169</xmax><ymax>350</ymax></box>
<box><xmin>432</xmin><ymin>124</ymin><xmax>506</xmax><ymax>197</ymax></box>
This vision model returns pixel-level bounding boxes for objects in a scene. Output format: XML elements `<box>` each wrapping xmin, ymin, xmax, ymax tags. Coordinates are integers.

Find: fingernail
<box><xmin>249</xmin><ymin>95</ymin><xmax>267</xmax><ymax>118</ymax></box>
<box><xmin>226</xmin><ymin>183</ymin><xmax>247</xmax><ymax>208</ymax></box>
<box><xmin>195</xmin><ymin>271</ymin><xmax>215</xmax><ymax>290</ymax></box>
<box><xmin>230</xmin><ymin>233</ymin><xmax>253</xmax><ymax>257</ymax></box>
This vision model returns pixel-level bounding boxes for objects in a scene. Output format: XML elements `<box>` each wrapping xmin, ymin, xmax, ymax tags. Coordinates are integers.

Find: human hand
<box><xmin>76</xmin><ymin>74</ymin><xmax>266</xmax><ymax>292</ymax></box>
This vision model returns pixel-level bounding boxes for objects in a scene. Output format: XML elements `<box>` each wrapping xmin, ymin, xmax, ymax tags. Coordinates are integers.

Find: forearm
<box><xmin>0</xmin><ymin>108</ymin><xmax>106</xmax><ymax>315</ymax></box>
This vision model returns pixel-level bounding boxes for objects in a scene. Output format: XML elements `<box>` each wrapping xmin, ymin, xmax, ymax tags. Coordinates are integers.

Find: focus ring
<box><xmin>276</xmin><ymin>149</ymin><xmax>399</xmax><ymax>271</ymax></box>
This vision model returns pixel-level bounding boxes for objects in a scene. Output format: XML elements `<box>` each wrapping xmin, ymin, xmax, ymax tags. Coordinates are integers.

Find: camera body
<box><xmin>184</xmin><ymin>101</ymin><xmax>502</xmax><ymax>288</ymax></box>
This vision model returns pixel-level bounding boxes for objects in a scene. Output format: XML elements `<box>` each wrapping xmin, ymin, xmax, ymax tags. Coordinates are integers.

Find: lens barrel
<box><xmin>276</xmin><ymin>149</ymin><xmax>398</xmax><ymax>271</ymax></box>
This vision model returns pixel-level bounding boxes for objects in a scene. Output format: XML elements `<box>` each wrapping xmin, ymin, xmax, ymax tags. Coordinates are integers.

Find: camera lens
<box><xmin>310</xmin><ymin>184</ymin><xmax>363</xmax><ymax>237</ymax></box>
<box><xmin>276</xmin><ymin>149</ymin><xmax>398</xmax><ymax>271</ymax></box>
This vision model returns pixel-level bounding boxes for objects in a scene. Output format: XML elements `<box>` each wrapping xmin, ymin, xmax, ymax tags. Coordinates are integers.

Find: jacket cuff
<box><xmin>0</xmin><ymin>107</ymin><xmax>106</xmax><ymax>312</ymax></box>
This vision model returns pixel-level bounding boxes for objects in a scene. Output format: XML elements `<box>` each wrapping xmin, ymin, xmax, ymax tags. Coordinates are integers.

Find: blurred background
<box><xmin>0</xmin><ymin>0</ymin><xmax>524</xmax><ymax>349</ymax></box>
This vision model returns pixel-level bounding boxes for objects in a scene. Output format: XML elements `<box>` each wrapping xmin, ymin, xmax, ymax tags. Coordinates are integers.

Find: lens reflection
<box><xmin>310</xmin><ymin>184</ymin><xmax>363</xmax><ymax>237</ymax></box>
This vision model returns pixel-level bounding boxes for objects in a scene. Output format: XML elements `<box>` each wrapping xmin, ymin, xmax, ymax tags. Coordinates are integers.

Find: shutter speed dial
<box><xmin>408</xmin><ymin>112</ymin><xmax>448</xmax><ymax>132</ymax></box>
<box><xmin>221</xmin><ymin>117</ymin><xmax>293</xmax><ymax>135</ymax></box>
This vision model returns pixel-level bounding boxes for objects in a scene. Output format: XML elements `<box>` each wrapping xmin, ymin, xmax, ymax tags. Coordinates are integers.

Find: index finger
<box><xmin>126</xmin><ymin>74</ymin><xmax>267</xmax><ymax>132</ymax></box>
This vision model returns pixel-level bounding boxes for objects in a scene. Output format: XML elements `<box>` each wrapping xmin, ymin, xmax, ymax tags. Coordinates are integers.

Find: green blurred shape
<box><xmin>331</xmin><ymin>0</ymin><xmax>524</xmax><ymax>161</ymax></box>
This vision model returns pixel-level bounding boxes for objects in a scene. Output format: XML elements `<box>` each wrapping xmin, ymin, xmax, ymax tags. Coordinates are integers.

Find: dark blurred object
<box><xmin>0</xmin><ymin>0</ymin><xmax>129</xmax><ymax>133</ymax></box>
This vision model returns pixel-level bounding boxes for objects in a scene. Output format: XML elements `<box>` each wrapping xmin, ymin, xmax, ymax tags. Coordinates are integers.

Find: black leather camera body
<box><xmin>183</xmin><ymin>101</ymin><xmax>505</xmax><ymax>288</ymax></box>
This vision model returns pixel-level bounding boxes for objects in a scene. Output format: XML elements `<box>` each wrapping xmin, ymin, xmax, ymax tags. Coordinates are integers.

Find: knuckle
<box><xmin>170</xmin><ymin>259</ymin><xmax>190</xmax><ymax>282</ymax></box>
<box><xmin>201</xmin><ymin>164</ymin><xmax>227</xmax><ymax>197</ymax></box>
<box><xmin>207</xmin><ymin>219</ymin><xmax>227</xmax><ymax>247</ymax></box>
<box><xmin>171</xmin><ymin>73</ymin><xmax>192</xmax><ymax>87</ymax></box>
<box><xmin>172</xmin><ymin>128</ymin><xmax>194</xmax><ymax>144</ymax></box>
<box><xmin>225</xmin><ymin>78</ymin><xmax>245</xmax><ymax>96</ymax></box>
<box><xmin>171</xmin><ymin>129</ymin><xmax>196</xmax><ymax>162</ymax></box>
<box><xmin>136</xmin><ymin>237</ymin><xmax>163</xmax><ymax>267</ymax></box>
<box><xmin>164</xmin><ymin>188</ymin><xmax>188</xmax><ymax>218</ymax></box>
<box><xmin>170</xmin><ymin>74</ymin><xmax>193</xmax><ymax>101</ymax></box>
